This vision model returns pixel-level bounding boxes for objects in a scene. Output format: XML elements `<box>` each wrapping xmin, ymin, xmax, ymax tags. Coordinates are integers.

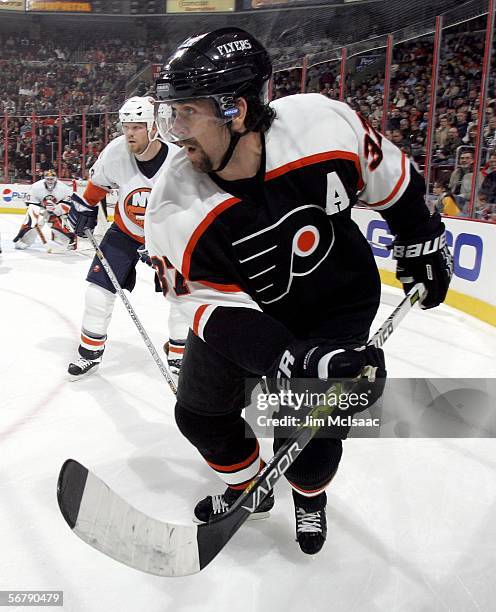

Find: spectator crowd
<box><xmin>1</xmin><ymin>27</ymin><xmax>495</xmax><ymax>221</ymax></box>
<box><xmin>0</xmin><ymin>34</ymin><xmax>139</xmax><ymax>181</ymax></box>
<box><xmin>273</xmin><ymin>29</ymin><xmax>496</xmax><ymax>221</ymax></box>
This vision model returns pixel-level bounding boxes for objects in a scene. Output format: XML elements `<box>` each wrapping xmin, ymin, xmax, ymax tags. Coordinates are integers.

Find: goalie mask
<box><xmin>154</xmin><ymin>27</ymin><xmax>272</xmax><ymax>151</ymax></box>
<box><xmin>44</xmin><ymin>170</ymin><xmax>57</xmax><ymax>190</ymax></box>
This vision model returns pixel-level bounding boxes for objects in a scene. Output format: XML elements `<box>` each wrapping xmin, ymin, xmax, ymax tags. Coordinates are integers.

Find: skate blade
<box><xmin>192</xmin><ymin>510</ymin><xmax>271</xmax><ymax>525</ymax></box>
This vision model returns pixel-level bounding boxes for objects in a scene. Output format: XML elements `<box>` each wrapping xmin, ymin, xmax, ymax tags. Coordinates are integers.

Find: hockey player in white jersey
<box><xmin>66</xmin><ymin>96</ymin><xmax>187</xmax><ymax>380</ymax></box>
<box><xmin>13</xmin><ymin>170</ymin><xmax>76</xmax><ymax>250</ymax></box>
<box><xmin>145</xmin><ymin>28</ymin><xmax>453</xmax><ymax>555</ymax></box>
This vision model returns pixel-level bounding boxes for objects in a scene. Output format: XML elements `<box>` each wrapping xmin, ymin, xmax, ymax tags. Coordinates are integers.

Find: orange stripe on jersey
<box><xmin>113</xmin><ymin>206</ymin><xmax>145</xmax><ymax>244</ymax></box>
<box><xmin>181</xmin><ymin>196</ymin><xmax>241</xmax><ymax>279</ymax></box>
<box><xmin>207</xmin><ymin>442</ymin><xmax>260</xmax><ymax>473</ymax></box>
<box><xmin>83</xmin><ymin>181</ymin><xmax>109</xmax><ymax>206</ymax></box>
<box><xmin>366</xmin><ymin>151</ymin><xmax>407</xmax><ymax>208</ymax></box>
<box><xmin>265</xmin><ymin>151</ymin><xmax>364</xmax><ymax>191</ymax></box>
<box><xmin>81</xmin><ymin>334</ymin><xmax>105</xmax><ymax>347</ymax></box>
<box><xmin>193</xmin><ymin>304</ymin><xmax>209</xmax><ymax>336</ymax></box>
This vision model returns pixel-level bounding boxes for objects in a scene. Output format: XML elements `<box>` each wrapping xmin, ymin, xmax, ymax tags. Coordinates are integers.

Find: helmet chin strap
<box><xmin>212</xmin><ymin>128</ymin><xmax>249</xmax><ymax>173</ymax></box>
<box><xmin>134</xmin><ymin>127</ymin><xmax>163</xmax><ymax>161</ymax></box>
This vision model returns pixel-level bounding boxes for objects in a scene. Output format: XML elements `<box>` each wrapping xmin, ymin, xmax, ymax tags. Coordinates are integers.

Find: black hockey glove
<box><xmin>68</xmin><ymin>193</ymin><xmax>98</xmax><ymax>237</ymax></box>
<box><xmin>271</xmin><ymin>340</ymin><xmax>386</xmax><ymax>411</ymax></box>
<box><xmin>137</xmin><ymin>245</ymin><xmax>153</xmax><ymax>267</ymax></box>
<box><xmin>391</xmin><ymin>211</ymin><xmax>453</xmax><ymax>309</ymax></box>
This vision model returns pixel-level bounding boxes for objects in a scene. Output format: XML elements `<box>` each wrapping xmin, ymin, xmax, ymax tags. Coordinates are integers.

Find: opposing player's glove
<box><xmin>391</xmin><ymin>211</ymin><xmax>453</xmax><ymax>309</ymax></box>
<box><xmin>43</xmin><ymin>196</ymin><xmax>71</xmax><ymax>217</ymax></box>
<box><xmin>137</xmin><ymin>245</ymin><xmax>152</xmax><ymax>267</ymax></box>
<box><xmin>271</xmin><ymin>340</ymin><xmax>386</xmax><ymax>411</ymax></box>
<box><xmin>68</xmin><ymin>193</ymin><xmax>98</xmax><ymax>237</ymax></box>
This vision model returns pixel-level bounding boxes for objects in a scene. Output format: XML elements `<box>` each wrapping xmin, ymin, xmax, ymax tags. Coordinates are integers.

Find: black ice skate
<box><xmin>68</xmin><ymin>346</ymin><xmax>103</xmax><ymax>381</ymax></box>
<box><xmin>163</xmin><ymin>340</ymin><xmax>184</xmax><ymax>382</ymax></box>
<box><xmin>293</xmin><ymin>490</ymin><xmax>327</xmax><ymax>555</ymax></box>
<box><xmin>194</xmin><ymin>485</ymin><xmax>274</xmax><ymax>524</ymax></box>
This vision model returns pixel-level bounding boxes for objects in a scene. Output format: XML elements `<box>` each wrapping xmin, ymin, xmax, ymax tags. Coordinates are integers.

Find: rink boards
<box><xmin>1</xmin><ymin>181</ymin><xmax>494</xmax><ymax>325</ymax></box>
<box><xmin>352</xmin><ymin>208</ymin><xmax>496</xmax><ymax>326</ymax></box>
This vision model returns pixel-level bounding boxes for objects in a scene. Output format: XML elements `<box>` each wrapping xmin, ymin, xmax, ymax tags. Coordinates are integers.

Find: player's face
<box><xmin>157</xmin><ymin>99</ymin><xmax>231</xmax><ymax>173</ymax></box>
<box><xmin>122</xmin><ymin>123</ymin><xmax>149</xmax><ymax>154</ymax></box>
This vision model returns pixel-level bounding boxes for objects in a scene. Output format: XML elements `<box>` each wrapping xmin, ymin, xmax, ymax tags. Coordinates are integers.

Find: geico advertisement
<box><xmin>352</xmin><ymin>207</ymin><xmax>495</xmax><ymax>307</ymax></box>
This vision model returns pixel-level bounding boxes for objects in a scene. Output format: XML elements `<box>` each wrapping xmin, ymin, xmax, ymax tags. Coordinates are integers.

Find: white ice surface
<box><xmin>1</xmin><ymin>213</ymin><xmax>496</xmax><ymax>612</ymax></box>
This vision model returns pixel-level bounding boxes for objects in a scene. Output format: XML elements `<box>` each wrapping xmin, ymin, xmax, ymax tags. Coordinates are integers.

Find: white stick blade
<box><xmin>58</xmin><ymin>460</ymin><xmax>200</xmax><ymax>577</ymax></box>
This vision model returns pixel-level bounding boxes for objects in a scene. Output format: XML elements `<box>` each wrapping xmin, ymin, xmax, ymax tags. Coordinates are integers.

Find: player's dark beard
<box><xmin>178</xmin><ymin>138</ymin><xmax>214</xmax><ymax>173</ymax></box>
<box><xmin>193</xmin><ymin>149</ymin><xmax>214</xmax><ymax>173</ymax></box>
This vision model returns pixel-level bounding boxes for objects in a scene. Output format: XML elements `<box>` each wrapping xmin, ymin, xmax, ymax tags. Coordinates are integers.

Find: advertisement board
<box><xmin>0</xmin><ymin>182</ymin><xmax>116</xmax><ymax>214</ymax></box>
<box><xmin>166</xmin><ymin>0</ymin><xmax>234</xmax><ymax>12</ymax></box>
<box><xmin>0</xmin><ymin>0</ymin><xmax>25</xmax><ymax>11</ymax></box>
<box><xmin>352</xmin><ymin>207</ymin><xmax>496</xmax><ymax>325</ymax></box>
<box><xmin>0</xmin><ymin>185</ymin><xmax>31</xmax><ymax>211</ymax></box>
<box><xmin>26</xmin><ymin>0</ymin><xmax>92</xmax><ymax>11</ymax></box>
<box><xmin>251</xmin><ymin>0</ymin><xmax>288</xmax><ymax>6</ymax></box>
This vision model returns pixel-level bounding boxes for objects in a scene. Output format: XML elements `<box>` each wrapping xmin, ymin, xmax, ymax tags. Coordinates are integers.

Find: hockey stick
<box><xmin>84</xmin><ymin>229</ymin><xmax>177</xmax><ymax>395</ymax></box>
<box><xmin>35</xmin><ymin>225</ymin><xmax>48</xmax><ymax>245</ymax></box>
<box><xmin>57</xmin><ymin>283</ymin><xmax>426</xmax><ymax>577</ymax></box>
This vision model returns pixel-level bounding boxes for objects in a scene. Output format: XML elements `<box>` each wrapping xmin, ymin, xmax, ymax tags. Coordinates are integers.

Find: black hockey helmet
<box><xmin>154</xmin><ymin>28</ymin><xmax>272</xmax><ymax>148</ymax></box>
<box><xmin>156</xmin><ymin>27</ymin><xmax>272</xmax><ymax>105</ymax></box>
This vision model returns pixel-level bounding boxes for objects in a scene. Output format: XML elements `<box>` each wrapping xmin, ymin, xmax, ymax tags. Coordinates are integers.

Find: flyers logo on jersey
<box><xmin>232</xmin><ymin>205</ymin><xmax>335</xmax><ymax>304</ymax></box>
<box><xmin>124</xmin><ymin>188</ymin><xmax>151</xmax><ymax>229</ymax></box>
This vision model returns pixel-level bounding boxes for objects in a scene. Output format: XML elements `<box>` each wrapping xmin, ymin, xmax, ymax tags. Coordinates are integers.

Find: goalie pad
<box><xmin>13</xmin><ymin>205</ymin><xmax>47</xmax><ymax>247</ymax></box>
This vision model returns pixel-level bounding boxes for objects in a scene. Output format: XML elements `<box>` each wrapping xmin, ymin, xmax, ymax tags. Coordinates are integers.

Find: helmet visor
<box><xmin>154</xmin><ymin>96</ymin><xmax>238</xmax><ymax>144</ymax></box>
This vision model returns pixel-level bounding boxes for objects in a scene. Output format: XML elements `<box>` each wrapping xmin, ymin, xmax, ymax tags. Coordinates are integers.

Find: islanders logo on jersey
<box><xmin>123</xmin><ymin>188</ymin><xmax>152</xmax><ymax>228</ymax></box>
<box><xmin>232</xmin><ymin>205</ymin><xmax>335</xmax><ymax>304</ymax></box>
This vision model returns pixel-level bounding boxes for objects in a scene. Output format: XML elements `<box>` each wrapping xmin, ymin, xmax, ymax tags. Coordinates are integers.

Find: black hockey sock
<box><xmin>275</xmin><ymin>437</ymin><xmax>342</xmax><ymax>491</ymax></box>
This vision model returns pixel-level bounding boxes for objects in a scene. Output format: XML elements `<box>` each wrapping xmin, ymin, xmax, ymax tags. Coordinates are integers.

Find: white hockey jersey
<box><xmin>28</xmin><ymin>179</ymin><xmax>73</xmax><ymax>206</ymax></box>
<box><xmin>84</xmin><ymin>136</ymin><xmax>180</xmax><ymax>244</ymax></box>
<box><xmin>145</xmin><ymin>94</ymin><xmax>417</xmax><ymax>344</ymax></box>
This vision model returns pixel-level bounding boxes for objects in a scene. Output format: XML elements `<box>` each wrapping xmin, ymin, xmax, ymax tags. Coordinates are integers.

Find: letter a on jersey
<box><xmin>232</xmin><ymin>205</ymin><xmax>335</xmax><ymax>304</ymax></box>
<box><xmin>326</xmin><ymin>171</ymin><xmax>350</xmax><ymax>216</ymax></box>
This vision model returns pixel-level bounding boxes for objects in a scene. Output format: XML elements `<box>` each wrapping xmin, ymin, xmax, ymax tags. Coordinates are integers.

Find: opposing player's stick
<box><xmin>84</xmin><ymin>229</ymin><xmax>177</xmax><ymax>394</ymax></box>
<box><xmin>57</xmin><ymin>282</ymin><xmax>426</xmax><ymax>577</ymax></box>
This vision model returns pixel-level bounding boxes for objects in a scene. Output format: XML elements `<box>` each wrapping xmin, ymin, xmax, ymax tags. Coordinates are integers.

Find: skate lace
<box><xmin>74</xmin><ymin>357</ymin><xmax>95</xmax><ymax>370</ymax></box>
<box><xmin>167</xmin><ymin>359</ymin><xmax>182</xmax><ymax>375</ymax></box>
<box><xmin>211</xmin><ymin>495</ymin><xmax>230</xmax><ymax>515</ymax></box>
<box><xmin>296</xmin><ymin>508</ymin><xmax>323</xmax><ymax>533</ymax></box>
